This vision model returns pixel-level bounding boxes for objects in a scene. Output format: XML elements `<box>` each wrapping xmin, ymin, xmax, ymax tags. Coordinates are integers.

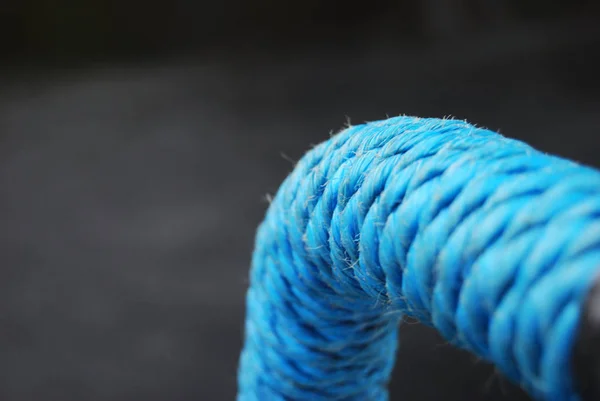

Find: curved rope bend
<box><xmin>238</xmin><ymin>116</ymin><xmax>600</xmax><ymax>401</ymax></box>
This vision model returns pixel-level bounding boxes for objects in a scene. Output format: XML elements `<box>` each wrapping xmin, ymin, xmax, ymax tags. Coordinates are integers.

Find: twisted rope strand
<box><xmin>238</xmin><ymin>116</ymin><xmax>600</xmax><ymax>401</ymax></box>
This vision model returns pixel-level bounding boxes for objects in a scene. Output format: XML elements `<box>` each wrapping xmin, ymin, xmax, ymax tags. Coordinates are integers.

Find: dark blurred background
<box><xmin>1</xmin><ymin>1</ymin><xmax>600</xmax><ymax>400</ymax></box>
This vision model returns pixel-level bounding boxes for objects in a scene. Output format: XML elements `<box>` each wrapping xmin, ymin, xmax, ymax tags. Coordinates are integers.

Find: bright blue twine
<box><xmin>238</xmin><ymin>116</ymin><xmax>600</xmax><ymax>401</ymax></box>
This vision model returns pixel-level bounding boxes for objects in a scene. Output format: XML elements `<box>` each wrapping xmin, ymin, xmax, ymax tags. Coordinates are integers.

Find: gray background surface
<box><xmin>1</xmin><ymin>2</ymin><xmax>600</xmax><ymax>400</ymax></box>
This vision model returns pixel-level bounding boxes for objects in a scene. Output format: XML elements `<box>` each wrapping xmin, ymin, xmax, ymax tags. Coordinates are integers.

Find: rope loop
<box><xmin>238</xmin><ymin>116</ymin><xmax>600</xmax><ymax>401</ymax></box>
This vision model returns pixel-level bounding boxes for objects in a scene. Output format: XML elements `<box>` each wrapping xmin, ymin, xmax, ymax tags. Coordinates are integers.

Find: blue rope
<box><xmin>237</xmin><ymin>116</ymin><xmax>600</xmax><ymax>401</ymax></box>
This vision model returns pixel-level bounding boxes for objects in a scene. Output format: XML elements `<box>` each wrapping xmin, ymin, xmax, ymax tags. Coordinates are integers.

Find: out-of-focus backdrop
<box><xmin>1</xmin><ymin>1</ymin><xmax>600</xmax><ymax>400</ymax></box>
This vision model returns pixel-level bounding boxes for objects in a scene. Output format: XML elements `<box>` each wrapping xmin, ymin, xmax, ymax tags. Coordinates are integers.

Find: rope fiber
<box><xmin>237</xmin><ymin>116</ymin><xmax>600</xmax><ymax>401</ymax></box>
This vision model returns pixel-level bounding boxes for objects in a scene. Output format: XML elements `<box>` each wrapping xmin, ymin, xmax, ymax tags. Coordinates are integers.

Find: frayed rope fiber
<box><xmin>237</xmin><ymin>116</ymin><xmax>600</xmax><ymax>401</ymax></box>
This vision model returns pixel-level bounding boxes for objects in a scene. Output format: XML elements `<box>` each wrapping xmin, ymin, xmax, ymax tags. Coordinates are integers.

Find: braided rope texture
<box><xmin>238</xmin><ymin>116</ymin><xmax>600</xmax><ymax>401</ymax></box>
